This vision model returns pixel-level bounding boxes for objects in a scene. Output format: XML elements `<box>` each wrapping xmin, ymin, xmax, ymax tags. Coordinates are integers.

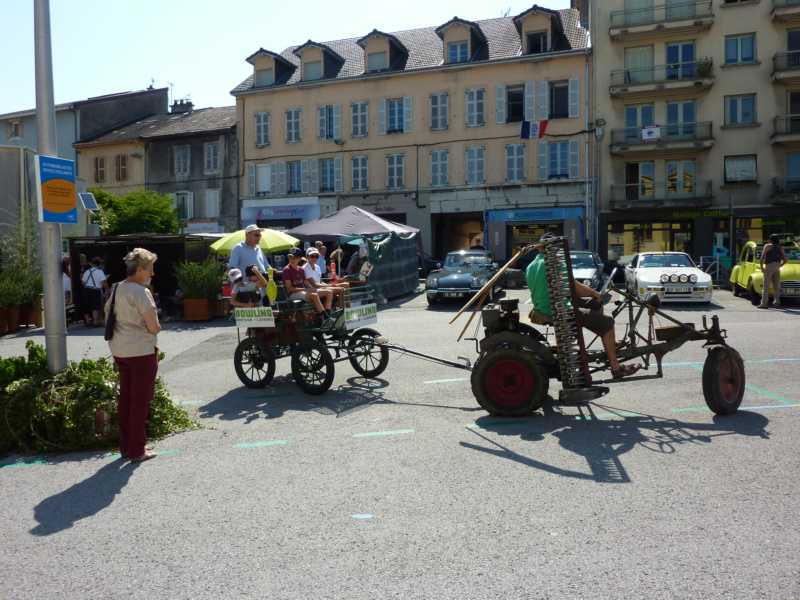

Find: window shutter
<box><xmin>495</xmin><ymin>85</ymin><xmax>506</xmax><ymax>124</ymax></box>
<box><xmin>537</xmin><ymin>141</ymin><xmax>548</xmax><ymax>181</ymax></box>
<box><xmin>278</xmin><ymin>161</ymin><xmax>286</xmax><ymax>195</ymax></box>
<box><xmin>524</xmin><ymin>82</ymin><xmax>537</xmax><ymax>121</ymax></box>
<box><xmin>466</xmin><ymin>90</ymin><xmax>475</xmax><ymax>126</ymax></box>
<box><xmin>568</xmin><ymin>139</ymin><xmax>580</xmax><ymax>179</ymax></box>
<box><xmin>378</xmin><ymin>99</ymin><xmax>387</xmax><ymax>135</ymax></box>
<box><xmin>334</xmin><ymin>156</ymin><xmax>343</xmax><ymax>192</ymax></box>
<box><xmin>537</xmin><ymin>81</ymin><xmax>549</xmax><ymax>121</ymax></box>
<box><xmin>505</xmin><ymin>146</ymin><xmax>514</xmax><ymax>181</ymax></box>
<box><xmin>318</xmin><ymin>106</ymin><xmax>327</xmax><ymax>140</ymax></box>
<box><xmin>269</xmin><ymin>162</ymin><xmax>278</xmax><ymax>195</ymax></box>
<box><xmin>441</xmin><ymin>150</ymin><xmax>449</xmax><ymax>186</ymax></box>
<box><xmin>430</xmin><ymin>95</ymin><xmax>437</xmax><ymax>130</ymax></box>
<box><xmin>403</xmin><ymin>96</ymin><xmax>413</xmax><ymax>133</ymax></box>
<box><xmin>333</xmin><ymin>104</ymin><xmax>342</xmax><ymax>139</ymax></box>
<box><xmin>185</xmin><ymin>192</ymin><xmax>194</xmax><ymax>219</ymax></box>
<box><xmin>248</xmin><ymin>164</ymin><xmax>256</xmax><ymax>196</ymax></box>
<box><xmin>442</xmin><ymin>93</ymin><xmax>449</xmax><ymax>129</ymax></box>
<box><xmin>568</xmin><ymin>78</ymin><xmax>580</xmax><ymax>118</ymax></box>
<box><xmin>310</xmin><ymin>159</ymin><xmax>319</xmax><ymax>193</ymax></box>
<box><xmin>301</xmin><ymin>159</ymin><xmax>309</xmax><ymax>193</ymax></box>
<box><xmin>205</xmin><ymin>190</ymin><xmax>220</xmax><ymax>218</ymax></box>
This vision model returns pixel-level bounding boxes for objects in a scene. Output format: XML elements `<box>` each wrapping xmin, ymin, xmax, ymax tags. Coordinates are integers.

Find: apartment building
<box><xmin>232</xmin><ymin>5</ymin><xmax>591</xmax><ymax>259</ymax></box>
<box><xmin>590</xmin><ymin>0</ymin><xmax>800</xmax><ymax>264</ymax></box>
<box><xmin>74</xmin><ymin>102</ymin><xmax>239</xmax><ymax>233</ymax></box>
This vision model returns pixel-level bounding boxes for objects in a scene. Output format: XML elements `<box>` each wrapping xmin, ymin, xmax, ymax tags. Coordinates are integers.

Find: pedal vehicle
<box><xmin>232</xmin><ymin>284</ymin><xmax>389</xmax><ymax>394</ymax></box>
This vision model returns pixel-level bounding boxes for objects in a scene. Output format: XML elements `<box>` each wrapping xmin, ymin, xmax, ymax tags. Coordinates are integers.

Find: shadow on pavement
<box><xmin>460</xmin><ymin>398</ymin><xmax>769</xmax><ymax>484</ymax></box>
<box><xmin>30</xmin><ymin>460</ymin><xmax>136</xmax><ymax>536</ymax></box>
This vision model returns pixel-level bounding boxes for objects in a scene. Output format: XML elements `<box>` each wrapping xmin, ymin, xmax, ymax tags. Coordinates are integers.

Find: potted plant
<box><xmin>173</xmin><ymin>258</ymin><xmax>225</xmax><ymax>321</ymax></box>
<box><xmin>16</xmin><ymin>269</ymin><xmax>43</xmax><ymax>328</ymax></box>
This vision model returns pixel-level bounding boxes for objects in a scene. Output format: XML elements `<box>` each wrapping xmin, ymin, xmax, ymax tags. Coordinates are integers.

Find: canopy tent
<box><xmin>286</xmin><ymin>205</ymin><xmax>419</xmax><ymax>242</ymax></box>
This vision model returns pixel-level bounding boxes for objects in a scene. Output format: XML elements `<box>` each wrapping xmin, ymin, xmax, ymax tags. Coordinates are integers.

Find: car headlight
<box><xmin>583</xmin><ymin>279</ymin><xmax>592</xmax><ymax>286</ymax></box>
<box><xmin>660</xmin><ymin>274</ymin><xmax>670</xmax><ymax>284</ymax></box>
<box><xmin>679</xmin><ymin>274</ymin><xmax>688</xmax><ymax>283</ymax></box>
<box><xmin>471</xmin><ymin>277</ymin><xmax>488</xmax><ymax>288</ymax></box>
<box><xmin>426</xmin><ymin>276</ymin><xmax>438</xmax><ymax>287</ymax></box>
<box><xmin>689</xmin><ymin>274</ymin><xmax>698</xmax><ymax>283</ymax></box>
<box><xmin>670</xmin><ymin>274</ymin><xmax>679</xmax><ymax>283</ymax></box>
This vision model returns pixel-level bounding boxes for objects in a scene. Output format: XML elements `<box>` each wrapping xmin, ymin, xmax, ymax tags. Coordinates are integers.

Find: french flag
<box><xmin>520</xmin><ymin>120</ymin><xmax>549</xmax><ymax>139</ymax></box>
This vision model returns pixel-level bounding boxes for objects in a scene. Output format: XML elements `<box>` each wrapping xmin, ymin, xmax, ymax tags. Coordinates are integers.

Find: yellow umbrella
<box><xmin>209</xmin><ymin>228</ymin><xmax>299</xmax><ymax>255</ymax></box>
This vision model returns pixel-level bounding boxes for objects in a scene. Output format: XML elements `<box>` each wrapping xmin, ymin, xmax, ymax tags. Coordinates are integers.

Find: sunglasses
<box><xmin>252</xmin><ymin>233</ymin><xmax>262</xmax><ymax>238</ymax></box>
<box><xmin>308</xmin><ymin>255</ymin><xmax>319</xmax><ymax>259</ymax></box>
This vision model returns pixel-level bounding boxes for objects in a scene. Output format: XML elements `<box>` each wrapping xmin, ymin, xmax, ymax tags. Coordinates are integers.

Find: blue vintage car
<box><xmin>425</xmin><ymin>250</ymin><xmax>502</xmax><ymax>306</ymax></box>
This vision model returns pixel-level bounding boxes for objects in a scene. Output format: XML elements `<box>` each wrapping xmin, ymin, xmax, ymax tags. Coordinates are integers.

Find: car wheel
<box><xmin>702</xmin><ymin>346</ymin><xmax>745</xmax><ymax>415</ymax></box>
<box><xmin>426</xmin><ymin>293</ymin><xmax>439</xmax><ymax>306</ymax></box>
<box><xmin>748</xmin><ymin>283</ymin><xmax>760</xmax><ymax>306</ymax></box>
<box><xmin>731</xmin><ymin>282</ymin><xmax>741</xmax><ymax>297</ymax></box>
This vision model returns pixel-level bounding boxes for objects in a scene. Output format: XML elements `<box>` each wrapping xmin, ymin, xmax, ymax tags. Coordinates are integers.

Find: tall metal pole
<box><xmin>34</xmin><ymin>0</ymin><xmax>68</xmax><ymax>373</ymax></box>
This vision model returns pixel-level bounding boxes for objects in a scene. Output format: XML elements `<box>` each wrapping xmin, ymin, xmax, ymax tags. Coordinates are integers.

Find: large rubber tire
<box><xmin>518</xmin><ymin>323</ymin><xmax>546</xmax><ymax>343</ymax></box>
<box><xmin>748</xmin><ymin>282</ymin><xmax>761</xmax><ymax>306</ymax></box>
<box><xmin>234</xmin><ymin>338</ymin><xmax>276</xmax><ymax>389</ymax></box>
<box><xmin>702</xmin><ymin>346</ymin><xmax>745</xmax><ymax>415</ymax></box>
<box><xmin>471</xmin><ymin>343</ymin><xmax>549</xmax><ymax>417</ymax></box>
<box><xmin>348</xmin><ymin>327</ymin><xmax>389</xmax><ymax>377</ymax></box>
<box><xmin>732</xmin><ymin>282</ymin><xmax>742</xmax><ymax>297</ymax></box>
<box><xmin>426</xmin><ymin>293</ymin><xmax>439</xmax><ymax>306</ymax></box>
<box><xmin>291</xmin><ymin>339</ymin><xmax>335</xmax><ymax>395</ymax></box>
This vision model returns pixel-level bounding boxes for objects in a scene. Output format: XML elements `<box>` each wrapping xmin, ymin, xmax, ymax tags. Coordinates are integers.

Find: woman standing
<box><xmin>105</xmin><ymin>248</ymin><xmax>161</xmax><ymax>463</ymax></box>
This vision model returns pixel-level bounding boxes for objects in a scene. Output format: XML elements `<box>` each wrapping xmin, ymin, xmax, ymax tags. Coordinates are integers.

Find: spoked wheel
<box><xmin>234</xmin><ymin>338</ymin><xmax>276</xmax><ymax>388</ymax></box>
<box><xmin>471</xmin><ymin>343</ymin><xmax>549</xmax><ymax>417</ymax></box>
<box><xmin>347</xmin><ymin>327</ymin><xmax>389</xmax><ymax>377</ymax></box>
<box><xmin>291</xmin><ymin>339</ymin><xmax>335</xmax><ymax>395</ymax></box>
<box><xmin>702</xmin><ymin>346</ymin><xmax>745</xmax><ymax>415</ymax></box>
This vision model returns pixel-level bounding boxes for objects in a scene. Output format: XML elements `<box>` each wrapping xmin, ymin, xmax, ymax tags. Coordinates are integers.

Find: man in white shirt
<box><xmin>228</xmin><ymin>224</ymin><xmax>271</xmax><ymax>303</ymax></box>
<box><xmin>81</xmin><ymin>257</ymin><xmax>110</xmax><ymax>327</ymax></box>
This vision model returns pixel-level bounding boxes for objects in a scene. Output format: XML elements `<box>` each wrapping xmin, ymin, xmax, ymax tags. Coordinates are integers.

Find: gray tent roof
<box><xmin>286</xmin><ymin>205</ymin><xmax>419</xmax><ymax>241</ymax></box>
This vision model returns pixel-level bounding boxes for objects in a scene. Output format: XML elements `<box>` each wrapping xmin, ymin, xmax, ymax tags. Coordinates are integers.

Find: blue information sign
<box><xmin>35</xmin><ymin>155</ymin><xmax>77</xmax><ymax>224</ymax></box>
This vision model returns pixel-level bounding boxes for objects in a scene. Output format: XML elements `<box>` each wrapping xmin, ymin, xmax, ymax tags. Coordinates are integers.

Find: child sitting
<box><xmin>229</xmin><ymin>265</ymin><xmax>267</xmax><ymax>308</ymax></box>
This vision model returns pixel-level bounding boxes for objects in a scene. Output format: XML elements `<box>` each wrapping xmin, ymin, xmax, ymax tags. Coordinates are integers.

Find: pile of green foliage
<box><xmin>0</xmin><ymin>341</ymin><xmax>201</xmax><ymax>456</ymax></box>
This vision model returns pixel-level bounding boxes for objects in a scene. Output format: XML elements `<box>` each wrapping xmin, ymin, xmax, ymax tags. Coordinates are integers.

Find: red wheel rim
<box><xmin>718</xmin><ymin>357</ymin><xmax>742</xmax><ymax>403</ymax></box>
<box><xmin>485</xmin><ymin>359</ymin><xmax>535</xmax><ymax>407</ymax></box>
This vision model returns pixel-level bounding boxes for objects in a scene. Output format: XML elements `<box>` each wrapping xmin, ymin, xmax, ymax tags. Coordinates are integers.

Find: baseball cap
<box><xmin>306</xmin><ymin>247</ymin><xmax>320</xmax><ymax>257</ymax></box>
<box><xmin>228</xmin><ymin>268</ymin><xmax>243</xmax><ymax>283</ymax></box>
<box><xmin>287</xmin><ymin>247</ymin><xmax>304</xmax><ymax>259</ymax></box>
<box><xmin>539</xmin><ymin>232</ymin><xmax>557</xmax><ymax>244</ymax></box>
<box><xmin>244</xmin><ymin>224</ymin><xmax>264</xmax><ymax>234</ymax></box>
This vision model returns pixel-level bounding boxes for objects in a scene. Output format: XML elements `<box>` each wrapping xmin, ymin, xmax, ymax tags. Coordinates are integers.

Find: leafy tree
<box><xmin>88</xmin><ymin>188</ymin><xmax>179</xmax><ymax>235</ymax></box>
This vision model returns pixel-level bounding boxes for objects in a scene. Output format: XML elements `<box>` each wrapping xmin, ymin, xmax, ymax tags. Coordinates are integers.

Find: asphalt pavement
<box><xmin>1</xmin><ymin>286</ymin><xmax>799</xmax><ymax>600</ymax></box>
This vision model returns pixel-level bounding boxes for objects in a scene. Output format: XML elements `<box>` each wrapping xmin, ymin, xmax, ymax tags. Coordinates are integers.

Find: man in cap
<box><xmin>228</xmin><ymin>224</ymin><xmax>271</xmax><ymax>301</ymax></box>
<box><xmin>526</xmin><ymin>233</ymin><xmax>641</xmax><ymax>379</ymax></box>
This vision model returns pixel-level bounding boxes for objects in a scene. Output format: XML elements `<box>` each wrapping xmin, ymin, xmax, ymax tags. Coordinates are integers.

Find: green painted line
<box><xmin>712</xmin><ymin>298</ymin><xmax>732</xmax><ymax>308</ymax></box>
<box><xmin>236</xmin><ymin>440</ymin><xmax>293</xmax><ymax>448</ymax></box>
<box><xmin>158</xmin><ymin>449</ymin><xmax>181</xmax><ymax>455</ymax></box>
<box><xmin>1</xmin><ymin>458</ymin><xmax>47</xmax><ymax>469</ymax></box>
<box><xmin>743</xmin><ymin>384</ymin><xmax>795</xmax><ymax>405</ymax></box>
<box><xmin>424</xmin><ymin>378</ymin><xmax>468</xmax><ymax>384</ymax></box>
<box><xmin>573</xmin><ymin>411</ymin><xmax>641</xmax><ymax>420</ymax></box>
<box><xmin>673</xmin><ymin>404</ymin><xmax>799</xmax><ymax>413</ymax></box>
<box><xmin>467</xmin><ymin>420</ymin><xmax>529</xmax><ymax>428</ymax></box>
<box><xmin>353</xmin><ymin>429</ymin><xmax>414</xmax><ymax>437</ymax></box>
<box><xmin>333</xmin><ymin>387</ymin><xmax>375</xmax><ymax>392</ymax></box>
<box><xmin>254</xmin><ymin>393</ymin><xmax>292</xmax><ymax>398</ymax></box>
<box><xmin>177</xmin><ymin>400</ymin><xmax>203</xmax><ymax>405</ymax></box>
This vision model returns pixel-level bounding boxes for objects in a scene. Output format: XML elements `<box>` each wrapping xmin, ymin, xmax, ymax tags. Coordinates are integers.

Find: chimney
<box><xmin>171</xmin><ymin>99</ymin><xmax>194</xmax><ymax>114</ymax></box>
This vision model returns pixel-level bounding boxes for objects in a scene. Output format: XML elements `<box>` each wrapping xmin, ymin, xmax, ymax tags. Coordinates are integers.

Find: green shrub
<box><xmin>173</xmin><ymin>257</ymin><xmax>225</xmax><ymax>300</ymax></box>
<box><xmin>0</xmin><ymin>341</ymin><xmax>201</xmax><ymax>456</ymax></box>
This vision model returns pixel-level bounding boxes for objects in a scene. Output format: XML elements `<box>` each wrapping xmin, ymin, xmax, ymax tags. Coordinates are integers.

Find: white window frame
<box><xmin>430</xmin><ymin>149</ymin><xmax>449</xmax><ymax>187</ymax></box>
<box><xmin>430</xmin><ymin>93</ymin><xmax>449</xmax><ymax>131</ymax></box>
<box><xmin>288</xmin><ymin>161</ymin><xmax>302</xmax><ymax>193</ymax></box>
<box><xmin>255</xmin><ymin>112</ymin><xmax>270</xmax><ymax>147</ymax></box>
<box><xmin>387</xmin><ymin>153</ymin><xmax>404</xmax><ymax>189</ymax></box>
<box><xmin>204</xmin><ymin>143</ymin><xmax>219</xmax><ymax>173</ymax></box>
<box><xmin>505</xmin><ymin>144</ymin><xmax>526</xmax><ymax>182</ymax></box>
<box><xmin>466</xmin><ymin>146</ymin><xmax>485</xmax><ymax>185</ymax></box>
<box><xmin>173</xmin><ymin>191</ymin><xmax>193</xmax><ymax>220</ymax></box>
<box><xmin>204</xmin><ymin>189</ymin><xmax>220</xmax><ymax>218</ymax></box>
<box><xmin>352</xmin><ymin>155</ymin><xmax>369</xmax><ymax>191</ymax></box>
<box><xmin>527</xmin><ymin>31</ymin><xmax>548</xmax><ymax>54</ymax></box>
<box><xmin>538</xmin><ymin>139</ymin><xmax>580</xmax><ymax>180</ymax></box>
<box><xmin>174</xmin><ymin>146</ymin><xmax>189</xmax><ymax>175</ymax></box>
<box><xmin>725</xmin><ymin>34</ymin><xmax>756</xmax><ymax>64</ymax></box>
<box><xmin>466</xmin><ymin>89</ymin><xmax>485</xmax><ymax>127</ymax></box>
<box><xmin>378</xmin><ymin>97</ymin><xmax>413</xmax><ymax>134</ymax></box>
<box><xmin>286</xmin><ymin>109</ymin><xmax>301</xmax><ymax>143</ymax></box>
<box><xmin>320</xmin><ymin>158</ymin><xmax>336</xmax><ymax>192</ymax></box>
<box><xmin>448</xmin><ymin>41</ymin><xmax>469</xmax><ymax>63</ymax></box>
<box><xmin>352</xmin><ymin>101</ymin><xmax>368</xmax><ymax>137</ymax></box>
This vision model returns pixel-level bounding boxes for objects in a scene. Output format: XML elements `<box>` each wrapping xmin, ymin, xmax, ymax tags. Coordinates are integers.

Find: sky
<box><xmin>0</xmin><ymin>0</ymin><xmax>573</xmax><ymax>115</ymax></box>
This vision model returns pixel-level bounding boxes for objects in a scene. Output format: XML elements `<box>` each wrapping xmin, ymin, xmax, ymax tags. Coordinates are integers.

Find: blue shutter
<box><xmin>495</xmin><ymin>86</ymin><xmax>506</xmax><ymax>124</ymax></box>
<box><xmin>378</xmin><ymin>99</ymin><xmax>387</xmax><ymax>135</ymax></box>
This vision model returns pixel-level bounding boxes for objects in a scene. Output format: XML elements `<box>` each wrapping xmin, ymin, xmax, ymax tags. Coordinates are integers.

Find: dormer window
<box><xmin>448</xmin><ymin>42</ymin><xmax>469</xmax><ymax>63</ymax></box>
<box><xmin>527</xmin><ymin>31</ymin><xmax>548</xmax><ymax>54</ymax></box>
<box><xmin>256</xmin><ymin>68</ymin><xmax>274</xmax><ymax>87</ymax></box>
<box><xmin>368</xmin><ymin>52</ymin><xmax>388</xmax><ymax>73</ymax></box>
<box><xmin>305</xmin><ymin>61</ymin><xmax>322</xmax><ymax>81</ymax></box>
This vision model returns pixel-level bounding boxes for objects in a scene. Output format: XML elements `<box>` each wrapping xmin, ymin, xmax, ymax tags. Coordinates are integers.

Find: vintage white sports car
<box><xmin>624</xmin><ymin>251</ymin><xmax>712</xmax><ymax>304</ymax></box>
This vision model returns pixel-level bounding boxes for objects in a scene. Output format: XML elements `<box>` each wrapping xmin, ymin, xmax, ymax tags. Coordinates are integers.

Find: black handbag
<box><xmin>104</xmin><ymin>286</ymin><xmax>118</xmax><ymax>341</ymax></box>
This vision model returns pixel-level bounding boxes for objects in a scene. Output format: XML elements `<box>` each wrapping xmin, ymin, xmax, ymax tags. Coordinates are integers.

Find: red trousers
<box><xmin>114</xmin><ymin>352</ymin><xmax>158</xmax><ymax>458</ymax></box>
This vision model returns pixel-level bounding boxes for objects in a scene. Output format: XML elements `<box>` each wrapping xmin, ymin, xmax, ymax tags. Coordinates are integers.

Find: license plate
<box><xmin>783</xmin><ymin>288</ymin><xmax>800</xmax><ymax>295</ymax></box>
<box><xmin>443</xmin><ymin>292</ymin><xmax>465</xmax><ymax>298</ymax></box>
<box><xmin>666</xmin><ymin>287</ymin><xmax>690</xmax><ymax>293</ymax></box>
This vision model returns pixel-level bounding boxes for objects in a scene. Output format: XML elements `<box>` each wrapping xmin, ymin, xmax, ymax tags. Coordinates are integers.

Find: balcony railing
<box><xmin>773</xmin><ymin>176</ymin><xmax>800</xmax><ymax>194</ymax></box>
<box><xmin>773</xmin><ymin>51</ymin><xmax>800</xmax><ymax>72</ymax></box>
<box><xmin>610</xmin><ymin>121</ymin><xmax>712</xmax><ymax>146</ymax></box>
<box><xmin>610</xmin><ymin>1</ymin><xmax>713</xmax><ymax>28</ymax></box>
<box><xmin>774</xmin><ymin>0</ymin><xmax>800</xmax><ymax>9</ymax></box>
<box><xmin>610</xmin><ymin>180</ymin><xmax>713</xmax><ymax>208</ymax></box>
<box><xmin>773</xmin><ymin>114</ymin><xmax>800</xmax><ymax>135</ymax></box>
<box><xmin>610</xmin><ymin>60</ymin><xmax>713</xmax><ymax>87</ymax></box>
